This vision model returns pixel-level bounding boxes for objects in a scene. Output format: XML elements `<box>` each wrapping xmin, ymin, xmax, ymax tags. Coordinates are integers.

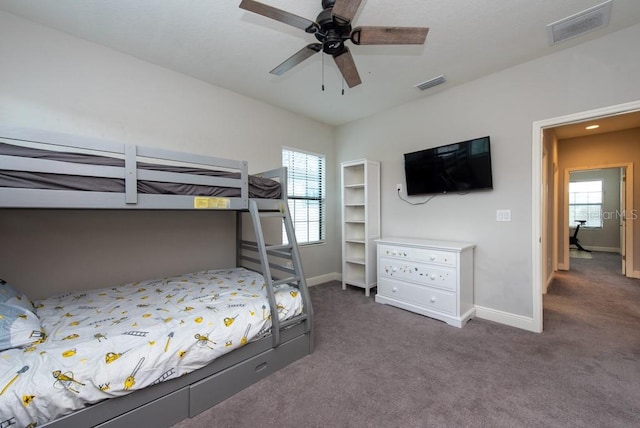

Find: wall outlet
<box><xmin>396</xmin><ymin>183</ymin><xmax>402</xmax><ymax>193</ymax></box>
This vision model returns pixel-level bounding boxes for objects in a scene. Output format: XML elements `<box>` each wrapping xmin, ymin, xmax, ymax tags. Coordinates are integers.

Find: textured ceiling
<box><xmin>1</xmin><ymin>0</ymin><xmax>639</xmax><ymax>126</ymax></box>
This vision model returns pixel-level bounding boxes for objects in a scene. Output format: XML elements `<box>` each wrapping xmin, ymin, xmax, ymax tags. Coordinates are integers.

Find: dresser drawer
<box><xmin>412</xmin><ymin>248</ymin><xmax>457</xmax><ymax>267</ymax></box>
<box><xmin>379</xmin><ymin>257</ymin><xmax>456</xmax><ymax>291</ymax></box>
<box><xmin>378</xmin><ymin>278</ymin><xmax>456</xmax><ymax>315</ymax></box>
<box><xmin>378</xmin><ymin>244</ymin><xmax>457</xmax><ymax>267</ymax></box>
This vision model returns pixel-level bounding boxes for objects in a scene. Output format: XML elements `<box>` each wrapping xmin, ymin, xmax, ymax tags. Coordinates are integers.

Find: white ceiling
<box><xmin>552</xmin><ymin>110</ymin><xmax>640</xmax><ymax>140</ymax></box>
<box><xmin>1</xmin><ymin>0</ymin><xmax>640</xmax><ymax>126</ymax></box>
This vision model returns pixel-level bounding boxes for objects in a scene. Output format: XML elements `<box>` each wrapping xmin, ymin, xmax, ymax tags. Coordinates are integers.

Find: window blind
<box><xmin>282</xmin><ymin>148</ymin><xmax>326</xmax><ymax>244</ymax></box>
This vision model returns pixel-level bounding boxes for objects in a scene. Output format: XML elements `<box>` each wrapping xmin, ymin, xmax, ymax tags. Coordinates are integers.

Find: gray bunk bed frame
<box><xmin>0</xmin><ymin>125</ymin><xmax>314</xmax><ymax>428</ymax></box>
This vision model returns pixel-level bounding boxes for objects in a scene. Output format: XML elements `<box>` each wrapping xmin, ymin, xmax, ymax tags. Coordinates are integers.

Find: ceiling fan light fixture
<box><xmin>240</xmin><ymin>0</ymin><xmax>430</xmax><ymax>88</ymax></box>
<box><xmin>415</xmin><ymin>75</ymin><xmax>446</xmax><ymax>91</ymax></box>
<box><xmin>546</xmin><ymin>0</ymin><xmax>612</xmax><ymax>45</ymax></box>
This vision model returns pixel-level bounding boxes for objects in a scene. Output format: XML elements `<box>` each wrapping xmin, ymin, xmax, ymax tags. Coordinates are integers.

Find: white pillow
<box><xmin>0</xmin><ymin>278</ymin><xmax>36</xmax><ymax>311</ymax></box>
<box><xmin>0</xmin><ymin>279</ymin><xmax>44</xmax><ymax>351</ymax></box>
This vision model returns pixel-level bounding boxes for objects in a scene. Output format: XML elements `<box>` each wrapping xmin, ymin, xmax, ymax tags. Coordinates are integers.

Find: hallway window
<box><xmin>569</xmin><ymin>180</ymin><xmax>603</xmax><ymax>228</ymax></box>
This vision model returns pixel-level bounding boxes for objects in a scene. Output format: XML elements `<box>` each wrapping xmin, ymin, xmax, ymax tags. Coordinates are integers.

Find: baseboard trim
<box><xmin>309</xmin><ymin>277</ymin><xmax>544</xmax><ymax>333</ymax></box>
<box><xmin>583</xmin><ymin>246</ymin><xmax>620</xmax><ymax>253</ymax></box>
<box><xmin>544</xmin><ymin>273</ymin><xmax>554</xmax><ymax>294</ymax></box>
<box><xmin>474</xmin><ymin>305</ymin><xmax>540</xmax><ymax>333</ymax></box>
<box><xmin>306</xmin><ymin>272</ymin><xmax>340</xmax><ymax>287</ymax></box>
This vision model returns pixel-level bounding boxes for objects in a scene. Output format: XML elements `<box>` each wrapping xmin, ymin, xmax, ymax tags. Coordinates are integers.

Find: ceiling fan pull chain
<box><xmin>322</xmin><ymin>53</ymin><xmax>325</xmax><ymax>91</ymax></box>
<box><xmin>342</xmin><ymin>77</ymin><xmax>345</xmax><ymax>95</ymax></box>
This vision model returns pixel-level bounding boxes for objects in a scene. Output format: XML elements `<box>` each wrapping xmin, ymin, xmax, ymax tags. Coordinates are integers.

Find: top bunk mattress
<box><xmin>0</xmin><ymin>267</ymin><xmax>303</xmax><ymax>426</ymax></box>
<box><xmin>0</xmin><ymin>142</ymin><xmax>281</xmax><ymax>199</ymax></box>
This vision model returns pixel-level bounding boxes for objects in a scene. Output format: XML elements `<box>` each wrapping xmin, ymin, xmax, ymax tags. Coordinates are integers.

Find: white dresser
<box><xmin>375</xmin><ymin>237</ymin><xmax>475</xmax><ymax>328</ymax></box>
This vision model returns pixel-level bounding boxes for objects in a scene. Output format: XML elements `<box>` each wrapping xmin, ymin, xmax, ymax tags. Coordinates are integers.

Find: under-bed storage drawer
<box><xmin>189</xmin><ymin>333</ymin><xmax>310</xmax><ymax>417</ymax></box>
<box><xmin>45</xmin><ymin>379</ymin><xmax>191</xmax><ymax>428</ymax></box>
<box><xmin>96</xmin><ymin>388</ymin><xmax>189</xmax><ymax>428</ymax></box>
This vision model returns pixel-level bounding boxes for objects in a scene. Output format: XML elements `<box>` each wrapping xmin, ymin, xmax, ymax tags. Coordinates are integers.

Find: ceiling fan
<box><xmin>239</xmin><ymin>0</ymin><xmax>429</xmax><ymax>88</ymax></box>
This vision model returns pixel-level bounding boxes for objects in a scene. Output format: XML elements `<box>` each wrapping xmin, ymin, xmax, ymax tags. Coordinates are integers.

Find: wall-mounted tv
<box><xmin>403</xmin><ymin>136</ymin><xmax>493</xmax><ymax>196</ymax></box>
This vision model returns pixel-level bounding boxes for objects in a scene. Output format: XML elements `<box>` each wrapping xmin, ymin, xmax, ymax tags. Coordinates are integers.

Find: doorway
<box><xmin>564</xmin><ymin>167</ymin><xmax>627</xmax><ymax>273</ymax></box>
<box><xmin>532</xmin><ymin>100</ymin><xmax>640</xmax><ymax>333</ymax></box>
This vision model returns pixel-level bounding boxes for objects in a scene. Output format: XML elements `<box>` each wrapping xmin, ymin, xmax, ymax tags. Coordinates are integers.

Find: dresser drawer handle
<box><xmin>392</xmin><ymin>287</ymin><xmax>398</xmax><ymax>292</ymax></box>
<box><xmin>429</xmin><ymin>275</ymin><xmax>436</xmax><ymax>280</ymax></box>
<box><xmin>429</xmin><ymin>256</ymin><xmax>436</xmax><ymax>261</ymax></box>
<box><xmin>430</xmin><ymin>297</ymin><xmax>436</xmax><ymax>303</ymax></box>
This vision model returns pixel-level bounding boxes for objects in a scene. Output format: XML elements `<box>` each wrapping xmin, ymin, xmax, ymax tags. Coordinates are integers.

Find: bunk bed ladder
<box><xmin>247</xmin><ymin>199</ymin><xmax>312</xmax><ymax>350</ymax></box>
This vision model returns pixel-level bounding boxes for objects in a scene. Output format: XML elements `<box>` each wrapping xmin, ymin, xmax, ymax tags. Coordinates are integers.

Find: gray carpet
<box><xmin>173</xmin><ymin>252</ymin><xmax>640</xmax><ymax>427</ymax></box>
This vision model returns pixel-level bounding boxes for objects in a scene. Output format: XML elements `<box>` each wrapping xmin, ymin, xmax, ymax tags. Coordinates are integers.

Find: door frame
<box><xmin>531</xmin><ymin>100</ymin><xmax>640</xmax><ymax>333</ymax></box>
<box><xmin>561</xmin><ymin>164</ymin><xmax>631</xmax><ymax>271</ymax></box>
<box><xmin>621</xmin><ymin>167</ymin><xmax>627</xmax><ymax>276</ymax></box>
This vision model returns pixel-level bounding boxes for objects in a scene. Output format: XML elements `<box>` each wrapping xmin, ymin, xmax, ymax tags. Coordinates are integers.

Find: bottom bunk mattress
<box><xmin>0</xmin><ymin>268</ymin><xmax>303</xmax><ymax>427</ymax></box>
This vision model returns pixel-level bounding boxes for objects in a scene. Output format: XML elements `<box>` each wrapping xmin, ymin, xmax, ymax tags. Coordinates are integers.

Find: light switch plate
<box><xmin>496</xmin><ymin>209</ymin><xmax>511</xmax><ymax>222</ymax></box>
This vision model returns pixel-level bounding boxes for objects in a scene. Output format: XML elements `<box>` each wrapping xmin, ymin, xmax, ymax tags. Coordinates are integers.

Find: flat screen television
<box><xmin>404</xmin><ymin>136</ymin><xmax>493</xmax><ymax>196</ymax></box>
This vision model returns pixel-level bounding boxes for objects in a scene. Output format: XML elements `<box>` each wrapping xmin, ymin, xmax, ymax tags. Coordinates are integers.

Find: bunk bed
<box><xmin>0</xmin><ymin>125</ymin><xmax>314</xmax><ymax>428</ymax></box>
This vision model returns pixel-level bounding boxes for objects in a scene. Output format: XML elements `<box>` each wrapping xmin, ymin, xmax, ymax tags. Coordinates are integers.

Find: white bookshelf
<box><xmin>341</xmin><ymin>159</ymin><xmax>380</xmax><ymax>296</ymax></box>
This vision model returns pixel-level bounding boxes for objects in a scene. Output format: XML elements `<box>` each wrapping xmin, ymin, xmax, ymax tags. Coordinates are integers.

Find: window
<box><xmin>569</xmin><ymin>180</ymin><xmax>603</xmax><ymax>228</ymax></box>
<box><xmin>282</xmin><ymin>148</ymin><xmax>326</xmax><ymax>244</ymax></box>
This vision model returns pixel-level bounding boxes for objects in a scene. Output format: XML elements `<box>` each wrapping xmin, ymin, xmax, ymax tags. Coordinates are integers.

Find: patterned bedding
<box><xmin>0</xmin><ymin>268</ymin><xmax>303</xmax><ymax>427</ymax></box>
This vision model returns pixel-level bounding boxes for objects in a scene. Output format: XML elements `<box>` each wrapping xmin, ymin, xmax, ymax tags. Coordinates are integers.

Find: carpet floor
<box><xmin>173</xmin><ymin>251</ymin><xmax>640</xmax><ymax>428</ymax></box>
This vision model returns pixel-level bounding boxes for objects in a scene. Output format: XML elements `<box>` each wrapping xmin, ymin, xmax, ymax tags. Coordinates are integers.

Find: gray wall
<box><xmin>0</xmin><ymin>210</ymin><xmax>233</xmax><ymax>299</ymax></box>
<box><xmin>335</xmin><ymin>23</ymin><xmax>640</xmax><ymax>324</ymax></box>
<box><xmin>0</xmin><ymin>11</ymin><xmax>338</xmax><ymax>298</ymax></box>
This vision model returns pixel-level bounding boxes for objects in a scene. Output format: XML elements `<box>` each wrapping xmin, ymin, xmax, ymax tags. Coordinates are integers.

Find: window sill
<box><xmin>298</xmin><ymin>240</ymin><xmax>326</xmax><ymax>247</ymax></box>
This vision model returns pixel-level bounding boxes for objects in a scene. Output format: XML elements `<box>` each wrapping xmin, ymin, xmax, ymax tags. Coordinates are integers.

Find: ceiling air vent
<box><xmin>415</xmin><ymin>75</ymin><xmax>446</xmax><ymax>91</ymax></box>
<box><xmin>547</xmin><ymin>0</ymin><xmax>612</xmax><ymax>45</ymax></box>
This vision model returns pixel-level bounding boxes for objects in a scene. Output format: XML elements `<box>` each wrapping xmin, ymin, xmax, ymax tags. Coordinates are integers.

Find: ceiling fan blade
<box><xmin>333</xmin><ymin>48</ymin><xmax>362</xmax><ymax>88</ymax></box>
<box><xmin>351</xmin><ymin>26</ymin><xmax>429</xmax><ymax>45</ymax></box>
<box><xmin>331</xmin><ymin>0</ymin><xmax>363</xmax><ymax>24</ymax></box>
<box><xmin>239</xmin><ymin>0</ymin><xmax>317</xmax><ymax>32</ymax></box>
<box><xmin>270</xmin><ymin>43</ymin><xmax>322</xmax><ymax>76</ymax></box>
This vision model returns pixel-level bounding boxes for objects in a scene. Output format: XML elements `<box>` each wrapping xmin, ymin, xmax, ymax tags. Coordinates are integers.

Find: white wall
<box><xmin>335</xmin><ymin>23</ymin><xmax>640</xmax><ymax>327</ymax></box>
<box><xmin>0</xmin><ymin>11</ymin><xmax>338</xmax><ymax>298</ymax></box>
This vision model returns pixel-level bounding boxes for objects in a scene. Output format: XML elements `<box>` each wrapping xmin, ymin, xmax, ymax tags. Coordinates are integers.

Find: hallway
<box><xmin>545</xmin><ymin>251</ymin><xmax>640</xmax><ymax>331</ymax></box>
